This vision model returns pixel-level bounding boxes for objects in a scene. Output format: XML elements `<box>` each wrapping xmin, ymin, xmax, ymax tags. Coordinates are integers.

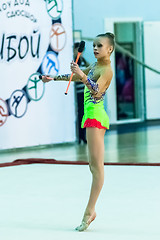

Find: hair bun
<box><xmin>105</xmin><ymin>32</ymin><xmax>115</xmax><ymax>40</ymax></box>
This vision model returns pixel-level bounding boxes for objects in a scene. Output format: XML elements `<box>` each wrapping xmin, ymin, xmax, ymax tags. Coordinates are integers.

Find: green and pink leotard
<box><xmin>81</xmin><ymin>64</ymin><xmax>109</xmax><ymax>129</ymax></box>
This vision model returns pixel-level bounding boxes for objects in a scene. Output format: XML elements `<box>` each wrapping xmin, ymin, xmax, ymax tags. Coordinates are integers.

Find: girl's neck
<box><xmin>97</xmin><ymin>56</ymin><xmax>111</xmax><ymax>66</ymax></box>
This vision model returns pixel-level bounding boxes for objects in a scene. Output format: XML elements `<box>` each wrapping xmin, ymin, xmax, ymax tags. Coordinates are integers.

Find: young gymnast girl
<box><xmin>41</xmin><ymin>32</ymin><xmax>115</xmax><ymax>231</ymax></box>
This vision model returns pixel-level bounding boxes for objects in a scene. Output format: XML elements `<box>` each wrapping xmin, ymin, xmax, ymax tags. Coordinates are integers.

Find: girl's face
<box><xmin>93</xmin><ymin>37</ymin><xmax>113</xmax><ymax>59</ymax></box>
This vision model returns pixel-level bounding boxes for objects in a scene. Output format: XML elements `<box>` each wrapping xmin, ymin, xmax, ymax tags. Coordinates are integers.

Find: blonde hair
<box><xmin>96</xmin><ymin>32</ymin><xmax>115</xmax><ymax>53</ymax></box>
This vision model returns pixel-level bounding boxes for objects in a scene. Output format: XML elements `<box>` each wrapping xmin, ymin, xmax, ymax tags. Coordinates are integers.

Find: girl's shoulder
<box><xmin>101</xmin><ymin>64</ymin><xmax>113</xmax><ymax>77</ymax></box>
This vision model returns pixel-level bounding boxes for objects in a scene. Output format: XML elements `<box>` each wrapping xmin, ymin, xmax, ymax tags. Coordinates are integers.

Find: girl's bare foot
<box><xmin>75</xmin><ymin>211</ymin><xmax>97</xmax><ymax>231</ymax></box>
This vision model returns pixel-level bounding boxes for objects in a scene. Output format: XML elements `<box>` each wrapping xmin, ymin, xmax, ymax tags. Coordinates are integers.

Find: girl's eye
<box><xmin>93</xmin><ymin>43</ymin><xmax>103</xmax><ymax>48</ymax></box>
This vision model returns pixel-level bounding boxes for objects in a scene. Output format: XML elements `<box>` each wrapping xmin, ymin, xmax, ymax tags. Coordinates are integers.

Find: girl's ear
<box><xmin>109</xmin><ymin>46</ymin><xmax>113</xmax><ymax>53</ymax></box>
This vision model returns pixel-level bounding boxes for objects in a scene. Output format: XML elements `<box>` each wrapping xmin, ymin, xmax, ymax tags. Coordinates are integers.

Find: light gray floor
<box><xmin>0</xmin><ymin>164</ymin><xmax>160</xmax><ymax>240</ymax></box>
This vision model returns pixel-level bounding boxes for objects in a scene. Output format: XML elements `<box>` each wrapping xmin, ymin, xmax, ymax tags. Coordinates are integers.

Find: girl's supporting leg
<box><xmin>75</xmin><ymin>127</ymin><xmax>106</xmax><ymax>231</ymax></box>
<box><xmin>83</xmin><ymin>127</ymin><xmax>106</xmax><ymax>221</ymax></box>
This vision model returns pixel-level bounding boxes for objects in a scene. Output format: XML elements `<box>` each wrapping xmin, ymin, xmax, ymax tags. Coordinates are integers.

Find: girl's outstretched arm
<box><xmin>41</xmin><ymin>64</ymin><xmax>92</xmax><ymax>83</ymax></box>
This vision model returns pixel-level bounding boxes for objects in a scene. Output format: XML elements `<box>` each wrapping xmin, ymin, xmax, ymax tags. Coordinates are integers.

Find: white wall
<box><xmin>73</xmin><ymin>0</ymin><xmax>160</xmax><ymax>37</ymax></box>
<box><xmin>73</xmin><ymin>0</ymin><xmax>160</xmax><ymax>63</ymax></box>
<box><xmin>0</xmin><ymin>0</ymin><xmax>76</xmax><ymax>150</ymax></box>
<box><xmin>144</xmin><ymin>22</ymin><xmax>160</xmax><ymax>119</ymax></box>
<box><xmin>73</xmin><ymin>0</ymin><xmax>160</xmax><ymax>122</ymax></box>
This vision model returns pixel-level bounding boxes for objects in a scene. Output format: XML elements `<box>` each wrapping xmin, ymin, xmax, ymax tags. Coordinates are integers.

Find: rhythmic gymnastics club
<box><xmin>65</xmin><ymin>41</ymin><xmax>85</xmax><ymax>95</ymax></box>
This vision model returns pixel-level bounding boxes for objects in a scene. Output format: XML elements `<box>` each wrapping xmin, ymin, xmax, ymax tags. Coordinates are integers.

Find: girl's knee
<box><xmin>89</xmin><ymin>161</ymin><xmax>104</xmax><ymax>174</ymax></box>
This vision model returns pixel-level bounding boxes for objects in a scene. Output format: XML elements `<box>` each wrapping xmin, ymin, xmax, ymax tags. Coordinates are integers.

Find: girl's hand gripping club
<box><xmin>65</xmin><ymin>41</ymin><xmax>85</xmax><ymax>95</ymax></box>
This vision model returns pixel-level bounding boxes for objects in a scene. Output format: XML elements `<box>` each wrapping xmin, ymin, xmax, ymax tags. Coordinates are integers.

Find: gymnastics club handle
<box><xmin>65</xmin><ymin>52</ymin><xmax>82</xmax><ymax>95</ymax></box>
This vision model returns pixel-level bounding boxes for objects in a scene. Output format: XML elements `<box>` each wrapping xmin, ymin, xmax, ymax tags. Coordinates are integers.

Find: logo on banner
<box><xmin>0</xmin><ymin>98</ymin><xmax>8</xmax><ymax>126</ymax></box>
<box><xmin>41</xmin><ymin>52</ymin><xmax>59</xmax><ymax>75</ymax></box>
<box><xmin>50</xmin><ymin>23</ymin><xmax>66</xmax><ymax>52</ymax></box>
<box><xmin>27</xmin><ymin>73</ymin><xmax>45</xmax><ymax>101</ymax></box>
<box><xmin>46</xmin><ymin>0</ymin><xmax>63</xmax><ymax>20</ymax></box>
<box><xmin>9</xmin><ymin>90</ymin><xmax>28</xmax><ymax>118</ymax></box>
